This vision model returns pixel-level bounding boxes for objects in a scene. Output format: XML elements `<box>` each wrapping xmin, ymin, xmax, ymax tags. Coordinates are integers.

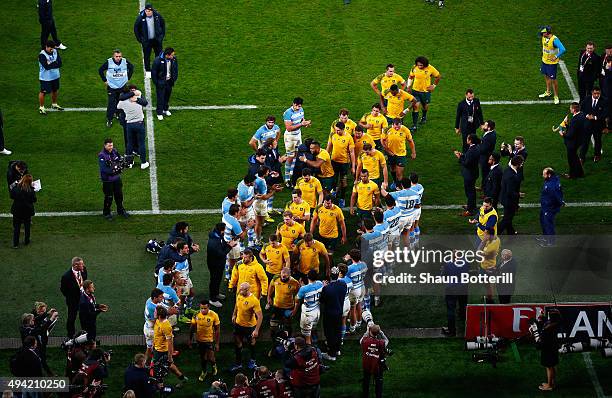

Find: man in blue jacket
<box><xmin>99</xmin><ymin>50</ymin><xmax>135</xmax><ymax>128</ymax></box>
<box><xmin>38</xmin><ymin>0</ymin><xmax>67</xmax><ymax>50</ymax></box>
<box><xmin>134</xmin><ymin>4</ymin><xmax>165</xmax><ymax>77</ymax></box>
<box><xmin>537</xmin><ymin>167</ymin><xmax>564</xmax><ymax>246</ymax></box>
<box><xmin>38</xmin><ymin>40</ymin><xmax>63</xmax><ymax>115</ymax></box>
<box><xmin>151</xmin><ymin>48</ymin><xmax>178</xmax><ymax>120</ymax></box>
<box><xmin>98</xmin><ymin>138</ymin><xmax>129</xmax><ymax>220</ymax></box>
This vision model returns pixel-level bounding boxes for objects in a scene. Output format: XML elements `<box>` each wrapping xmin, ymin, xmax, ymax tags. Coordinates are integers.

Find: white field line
<box><xmin>582</xmin><ymin>352</ymin><xmax>609</xmax><ymax>398</ymax></box>
<box><xmin>0</xmin><ymin>201</ymin><xmax>610</xmax><ymax>218</ymax></box>
<box><xmin>559</xmin><ymin>60</ymin><xmax>580</xmax><ymax>101</ymax></box>
<box><xmin>481</xmin><ymin>100</ymin><xmax>574</xmax><ymax>105</ymax></box>
<box><xmin>47</xmin><ymin>105</ymin><xmax>258</xmax><ymax>112</ymax></box>
<box><xmin>138</xmin><ymin>0</ymin><xmax>159</xmax><ymax>213</ymax></box>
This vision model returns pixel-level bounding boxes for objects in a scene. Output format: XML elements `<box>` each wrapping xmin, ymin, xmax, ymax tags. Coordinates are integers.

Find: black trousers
<box><xmin>362</xmin><ymin>370</ymin><xmax>383</xmax><ymax>398</ymax></box>
<box><xmin>208</xmin><ymin>263</ymin><xmax>224</xmax><ymax>300</ymax></box>
<box><xmin>155</xmin><ymin>83</ymin><xmax>173</xmax><ymax>115</ymax></box>
<box><xmin>463</xmin><ymin>176</ymin><xmax>477</xmax><ymax>212</ymax></box>
<box><xmin>0</xmin><ymin>122</ymin><xmax>5</xmax><ymax>150</ymax></box>
<box><xmin>578</xmin><ymin>77</ymin><xmax>596</xmax><ymax>102</ymax></box>
<box><xmin>498</xmin><ymin>204</ymin><xmax>517</xmax><ymax>235</ymax></box>
<box><xmin>66</xmin><ymin>302</ymin><xmax>79</xmax><ymax>337</ymax></box>
<box><xmin>566</xmin><ymin>145</ymin><xmax>584</xmax><ymax>178</ymax></box>
<box><xmin>40</xmin><ymin>20</ymin><xmax>60</xmax><ymax>48</ymax></box>
<box><xmin>461</xmin><ymin>126</ymin><xmax>477</xmax><ymax>152</ymax></box>
<box><xmin>102</xmin><ymin>179</ymin><xmax>125</xmax><ymax>216</ymax></box>
<box><xmin>106</xmin><ymin>87</ymin><xmax>123</xmax><ymax>122</ymax></box>
<box><xmin>80</xmin><ymin>318</ymin><xmax>97</xmax><ymax>341</ymax></box>
<box><xmin>142</xmin><ymin>39</ymin><xmax>163</xmax><ymax>72</ymax></box>
<box><xmin>445</xmin><ymin>294</ymin><xmax>467</xmax><ymax>334</ymax></box>
<box><xmin>498</xmin><ymin>295</ymin><xmax>512</xmax><ymax>304</ymax></box>
<box><xmin>579</xmin><ymin>125</ymin><xmax>604</xmax><ymax>159</ymax></box>
<box><xmin>323</xmin><ymin>312</ymin><xmax>342</xmax><ymax>355</ymax></box>
<box><xmin>12</xmin><ymin>216</ymin><xmax>31</xmax><ymax>246</ymax></box>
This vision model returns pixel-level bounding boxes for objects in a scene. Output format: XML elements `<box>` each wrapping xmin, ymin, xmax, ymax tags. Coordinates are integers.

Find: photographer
<box><xmin>98</xmin><ymin>138</ymin><xmax>130</xmax><ymax>220</ymax></box>
<box><xmin>253</xmin><ymin>366</ymin><xmax>278</xmax><ymax>397</ymax></box>
<box><xmin>124</xmin><ymin>353</ymin><xmax>155</xmax><ymax>398</ymax></box>
<box><xmin>286</xmin><ymin>336</ymin><xmax>321</xmax><ymax>398</ymax></box>
<box><xmin>71</xmin><ymin>348</ymin><xmax>111</xmax><ymax>398</ymax></box>
<box><xmin>10</xmin><ymin>336</ymin><xmax>43</xmax><ymax>383</ymax></box>
<box><xmin>202</xmin><ymin>380</ymin><xmax>229</xmax><ymax>398</ymax></box>
<box><xmin>537</xmin><ymin>310</ymin><xmax>561</xmax><ymax>392</ymax></box>
<box><xmin>230</xmin><ymin>373</ymin><xmax>256</xmax><ymax>397</ymax></box>
<box><xmin>360</xmin><ymin>324</ymin><xmax>388</xmax><ymax>398</ymax></box>
<box><xmin>20</xmin><ymin>301</ymin><xmax>58</xmax><ymax>374</ymax></box>
<box><xmin>7</xmin><ymin>160</ymin><xmax>28</xmax><ymax>193</ymax></box>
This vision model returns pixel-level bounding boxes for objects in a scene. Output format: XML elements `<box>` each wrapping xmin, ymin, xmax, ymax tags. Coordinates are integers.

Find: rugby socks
<box><xmin>412</xmin><ymin>111</ymin><xmax>419</xmax><ymax>126</ymax></box>
<box><xmin>235</xmin><ymin>347</ymin><xmax>242</xmax><ymax>363</ymax></box>
<box><xmin>284</xmin><ymin>158</ymin><xmax>295</xmax><ymax>182</ymax></box>
<box><xmin>341</xmin><ymin>325</ymin><xmax>347</xmax><ymax>340</ymax></box>
<box><xmin>267</xmin><ymin>196</ymin><xmax>274</xmax><ymax>211</ymax></box>
<box><xmin>247</xmin><ymin>228</ymin><xmax>256</xmax><ymax>246</ymax></box>
<box><xmin>414</xmin><ymin>226</ymin><xmax>420</xmax><ymax>236</ymax></box>
<box><xmin>421</xmin><ymin>109</ymin><xmax>428</xmax><ymax>120</ymax></box>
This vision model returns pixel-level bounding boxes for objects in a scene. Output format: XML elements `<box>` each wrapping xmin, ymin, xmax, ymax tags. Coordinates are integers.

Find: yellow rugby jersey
<box><xmin>480</xmin><ymin>237</ymin><xmax>501</xmax><ymax>270</ymax></box>
<box><xmin>316</xmin><ymin>205</ymin><xmax>344</xmax><ymax>238</ymax></box>
<box><xmin>382</xmin><ymin>126</ymin><xmax>412</xmax><ymax>156</ymax></box>
<box><xmin>353</xmin><ymin>133</ymin><xmax>375</xmax><ymax>156</ymax></box>
<box><xmin>270</xmin><ymin>276</ymin><xmax>300</xmax><ymax>309</ymax></box>
<box><xmin>317</xmin><ymin>149</ymin><xmax>334</xmax><ymax>178</ymax></box>
<box><xmin>277</xmin><ymin>222</ymin><xmax>306</xmax><ymax>248</ymax></box>
<box><xmin>477</xmin><ymin>208</ymin><xmax>498</xmax><ymax>240</ymax></box>
<box><xmin>190</xmin><ymin>310</ymin><xmax>220</xmax><ymax>343</ymax></box>
<box><xmin>372</xmin><ymin>72</ymin><xmax>405</xmax><ymax>92</ymax></box>
<box><xmin>542</xmin><ymin>35</ymin><xmax>560</xmax><ymax>64</ymax></box>
<box><xmin>261</xmin><ymin>243</ymin><xmax>289</xmax><ymax>275</ymax></box>
<box><xmin>329</xmin><ymin>118</ymin><xmax>357</xmax><ymax>136</ymax></box>
<box><xmin>235</xmin><ymin>294</ymin><xmax>261</xmax><ymax>327</ymax></box>
<box><xmin>153</xmin><ymin>319</ymin><xmax>173</xmax><ymax>352</ymax></box>
<box><xmin>409</xmin><ymin>65</ymin><xmax>440</xmax><ymax>92</ymax></box>
<box><xmin>297</xmin><ymin>240</ymin><xmax>328</xmax><ymax>274</ymax></box>
<box><xmin>295</xmin><ymin>177</ymin><xmax>323</xmax><ymax>208</ymax></box>
<box><xmin>358</xmin><ymin>150</ymin><xmax>386</xmax><ymax>180</ymax></box>
<box><xmin>359</xmin><ymin>113</ymin><xmax>388</xmax><ymax>141</ymax></box>
<box><xmin>329</xmin><ymin>133</ymin><xmax>355</xmax><ymax>164</ymax></box>
<box><xmin>353</xmin><ymin>181</ymin><xmax>379</xmax><ymax>210</ymax></box>
<box><xmin>285</xmin><ymin>200</ymin><xmax>311</xmax><ymax>224</ymax></box>
<box><xmin>229</xmin><ymin>259</ymin><xmax>268</xmax><ymax>298</ymax></box>
<box><xmin>384</xmin><ymin>89</ymin><xmax>415</xmax><ymax>118</ymax></box>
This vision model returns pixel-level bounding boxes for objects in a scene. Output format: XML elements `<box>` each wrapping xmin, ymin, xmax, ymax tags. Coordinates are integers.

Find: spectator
<box><xmin>498</xmin><ymin>156</ymin><xmax>523</xmax><ymax>235</ymax></box>
<box><xmin>483</xmin><ymin>152</ymin><xmax>503</xmax><ymax>208</ymax></box>
<box><xmin>360</xmin><ymin>324</ymin><xmax>388</xmax><ymax>398</ymax></box>
<box><xmin>79</xmin><ymin>280</ymin><xmax>108</xmax><ymax>341</ymax></box>
<box><xmin>537</xmin><ymin>168</ymin><xmax>564</xmax><ymax>246</ymax></box>
<box><xmin>151</xmin><ymin>48</ymin><xmax>178</xmax><ymax>121</ymax></box>
<box><xmin>124</xmin><ymin>353</ymin><xmax>155</xmax><ymax>398</ymax></box>
<box><xmin>116</xmin><ymin>85</ymin><xmax>149</xmax><ymax>170</ymax></box>
<box><xmin>38</xmin><ymin>40</ymin><xmax>63</xmax><ymax>115</ymax></box>
<box><xmin>207</xmin><ymin>223</ymin><xmax>234</xmax><ymax>308</ymax></box>
<box><xmin>0</xmin><ymin>109</ymin><xmax>12</xmax><ymax>155</ymax></box>
<box><xmin>133</xmin><ymin>4</ymin><xmax>165</xmax><ymax>76</ymax></box>
<box><xmin>441</xmin><ymin>253</ymin><xmax>469</xmax><ymax>337</ymax></box>
<box><xmin>454</xmin><ymin>89</ymin><xmax>484</xmax><ymax>152</ymax></box>
<box><xmin>10</xmin><ymin>174</ymin><xmax>36</xmax><ymax>248</ymax></box>
<box><xmin>287</xmin><ymin>336</ymin><xmax>321</xmax><ymax>398</ymax></box>
<box><xmin>60</xmin><ymin>257</ymin><xmax>87</xmax><ymax>337</ymax></box>
<box><xmin>496</xmin><ymin>249</ymin><xmax>517</xmax><ymax>304</ymax></box>
<box><xmin>99</xmin><ymin>50</ymin><xmax>135</xmax><ymax>128</ymax></box>
<box><xmin>37</xmin><ymin>0</ymin><xmax>66</xmax><ymax>50</ymax></box>
<box><xmin>320</xmin><ymin>267</ymin><xmax>347</xmax><ymax>361</ymax></box>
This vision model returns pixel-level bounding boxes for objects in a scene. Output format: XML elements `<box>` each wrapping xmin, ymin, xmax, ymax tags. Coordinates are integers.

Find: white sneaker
<box><xmin>140</xmin><ymin>162</ymin><xmax>150</xmax><ymax>170</ymax></box>
<box><xmin>164</xmin><ymin>110</ymin><xmax>172</xmax><ymax>116</ymax></box>
<box><xmin>157</xmin><ymin>115</ymin><xmax>163</xmax><ymax>121</ymax></box>
<box><xmin>145</xmin><ymin>71</ymin><xmax>151</xmax><ymax>79</ymax></box>
<box><xmin>0</xmin><ymin>149</ymin><xmax>11</xmax><ymax>155</ymax></box>
<box><xmin>217</xmin><ymin>294</ymin><xmax>226</xmax><ymax>300</ymax></box>
<box><xmin>57</xmin><ymin>43</ymin><xmax>67</xmax><ymax>50</ymax></box>
<box><xmin>209</xmin><ymin>300</ymin><xmax>222</xmax><ymax>308</ymax></box>
<box><xmin>321</xmin><ymin>353</ymin><xmax>336</xmax><ymax>361</ymax></box>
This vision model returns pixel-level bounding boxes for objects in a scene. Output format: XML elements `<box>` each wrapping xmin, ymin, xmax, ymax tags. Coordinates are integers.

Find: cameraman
<box><xmin>98</xmin><ymin>138</ymin><xmax>130</xmax><ymax>220</ymax></box>
<box><xmin>538</xmin><ymin>310</ymin><xmax>561</xmax><ymax>392</ymax></box>
<box><xmin>286</xmin><ymin>336</ymin><xmax>321</xmax><ymax>398</ymax></box>
<box><xmin>124</xmin><ymin>353</ymin><xmax>155</xmax><ymax>398</ymax></box>
<box><xmin>360</xmin><ymin>324</ymin><xmax>388</xmax><ymax>398</ymax></box>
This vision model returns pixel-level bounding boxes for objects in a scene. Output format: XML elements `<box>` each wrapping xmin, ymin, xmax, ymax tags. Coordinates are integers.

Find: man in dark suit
<box><xmin>500</xmin><ymin>136</ymin><xmax>528</xmax><ymax>184</ymax></box>
<box><xmin>577</xmin><ymin>41</ymin><xmax>602</xmax><ymax>101</ymax></box>
<box><xmin>134</xmin><ymin>3</ymin><xmax>165</xmax><ymax>75</ymax></box>
<box><xmin>496</xmin><ymin>249</ymin><xmax>517</xmax><ymax>304</ymax></box>
<box><xmin>11</xmin><ymin>336</ymin><xmax>43</xmax><ymax>377</ymax></box>
<box><xmin>79</xmin><ymin>280</ymin><xmax>108</xmax><ymax>341</ymax></box>
<box><xmin>455</xmin><ymin>89</ymin><xmax>484</xmax><ymax>152</ymax></box>
<box><xmin>60</xmin><ymin>257</ymin><xmax>87</xmax><ymax>337</ymax></box>
<box><xmin>484</xmin><ymin>152</ymin><xmax>503</xmax><ymax>208</ymax></box>
<box><xmin>478</xmin><ymin>120</ymin><xmax>497</xmax><ymax>190</ymax></box>
<box><xmin>580</xmin><ymin>87</ymin><xmax>608</xmax><ymax>162</ymax></box>
<box><xmin>151</xmin><ymin>47</ymin><xmax>178</xmax><ymax>120</ymax></box>
<box><xmin>559</xmin><ymin>102</ymin><xmax>586</xmax><ymax>178</ymax></box>
<box><xmin>454</xmin><ymin>134</ymin><xmax>480</xmax><ymax>216</ymax></box>
<box><xmin>498</xmin><ymin>156</ymin><xmax>523</xmax><ymax>235</ymax></box>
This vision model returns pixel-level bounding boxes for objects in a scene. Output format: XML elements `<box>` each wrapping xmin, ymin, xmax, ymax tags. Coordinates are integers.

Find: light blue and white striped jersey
<box><xmin>254</xmin><ymin>176</ymin><xmax>267</xmax><ymax>195</ymax></box>
<box><xmin>157</xmin><ymin>269</ymin><xmax>173</xmax><ymax>285</ymax></box>
<box><xmin>390</xmin><ymin>187</ymin><xmax>420</xmax><ymax>217</ymax></box>
<box><xmin>176</xmin><ymin>259</ymin><xmax>189</xmax><ymax>278</ymax></box>
<box><xmin>156</xmin><ymin>283</ymin><xmax>179</xmax><ymax>304</ymax></box>
<box><xmin>297</xmin><ymin>280</ymin><xmax>323</xmax><ymax>312</ymax></box>
<box><xmin>283</xmin><ymin>106</ymin><xmax>304</xmax><ymax>135</ymax></box>
<box><xmin>383</xmin><ymin>206</ymin><xmax>403</xmax><ymax>236</ymax></box>
<box><xmin>340</xmin><ymin>275</ymin><xmax>353</xmax><ymax>301</ymax></box>
<box><xmin>221</xmin><ymin>197</ymin><xmax>240</xmax><ymax>215</ymax></box>
<box><xmin>347</xmin><ymin>261</ymin><xmax>368</xmax><ymax>290</ymax></box>
<box><xmin>411</xmin><ymin>183</ymin><xmax>424</xmax><ymax>205</ymax></box>
<box><xmin>144</xmin><ymin>298</ymin><xmax>158</xmax><ymax>323</ymax></box>
<box><xmin>373</xmin><ymin>221</ymin><xmax>389</xmax><ymax>246</ymax></box>
<box><xmin>222</xmin><ymin>213</ymin><xmax>242</xmax><ymax>242</ymax></box>
<box><xmin>362</xmin><ymin>229</ymin><xmax>386</xmax><ymax>253</ymax></box>
<box><xmin>237</xmin><ymin>180</ymin><xmax>255</xmax><ymax>205</ymax></box>
<box><xmin>253</xmin><ymin>124</ymin><xmax>280</xmax><ymax>146</ymax></box>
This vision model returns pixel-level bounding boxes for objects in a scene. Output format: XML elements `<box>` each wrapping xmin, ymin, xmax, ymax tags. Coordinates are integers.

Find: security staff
<box><xmin>99</xmin><ymin>50</ymin><xmax>135</xmax><ymax>128</ymax></box>
<box><xmin>38</xmin><ymin>40</ymin><xmax>63</xmax><ymax>115</ymax></box>
<box><xmin>98</xmin><ymin>138</ymin><xmax>129</xmax><ymax>220</ymax></box>
<box><xmin>133</xmin><ymin>4</ymin><xmax>165</xmax><ymax>76</ymax></box>
<box><xmin>151</xmin><ymin>48</ymin><xmax>178</xmax><ymax>120</ymax></box>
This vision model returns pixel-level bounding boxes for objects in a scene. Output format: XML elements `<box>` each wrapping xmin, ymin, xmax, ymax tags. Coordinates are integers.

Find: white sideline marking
<box><xmin>583</xmin><ymin>352</ymin><xmax>609</xmax><ymax>398</ymax></box>
<box><xmin>48</xmin><ymin>105</ymin><xmax>258</xmax><ymax>112</ymax></box>
<box><xmin>560</xmin><ymin>60</ymin><xmax>580</xmax><ymax>101</ymax></box>
<box><xmin>0</xmin><ymin>201</ymin><xmax>609</xmax><ymax>218</ymax></box>
<box><xmin>481</xmin><ymin>100</ymin><xmax>574</xmax><ymax>105</ymax></box>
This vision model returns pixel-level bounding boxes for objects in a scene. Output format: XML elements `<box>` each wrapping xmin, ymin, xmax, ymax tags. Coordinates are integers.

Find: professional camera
<box><xmin>148</xmin><ymin>356</ymin><xmax>175</xmax><ymax>397</ymax></box>
<box><xmin>106</xmin><ymin>154</ymin><xmax>134</xmax><ymax>174</ymax></box>
<box><xmin>559</xmin><ymin>342</ymin><xmax>584</xmax><ymax>354</ymax></box>
<box><xmin>589</xmin><ymin>339</ymin><xmax>612</xmax><ymax>358</ymax></box>
<box><xmin>527</xmin><ymin>318</ymin><xmax>542</xmax><ymax>343</ymax></box>
<box><xmin>466</xmin><ymin>336</ymin><xmax>501</xmax><ymax>351</ymax></box>
<box><xmin>62</xmin><ymin>332</ymin><xmax>89</xmax><ymax>350</ymax></box>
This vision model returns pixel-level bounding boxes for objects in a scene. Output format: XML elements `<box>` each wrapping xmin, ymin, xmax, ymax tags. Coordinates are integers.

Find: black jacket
<box><xmin>455</xmin><ymin>98</ymin><xmax>484</xmax><ymax>131</ymax></box>
<box><xmin>500</xmin><ymin>145</ymin><xmax>528</xmax><ymax>163</ymax></box>
<box><xmin>10</xmin><ymin>185</ymin><xmax>36</xmax><ymax>218</ymax></box>
<box><xmin>581</xmin><ymin>95</ymin><xmax>608</xmax><ymax>129</ymax></box>
<box><xmin>7</xmin><ymin>160</ymin><xmax>28</xmax><ymax>192</ymax></box>
<box><xmin>38</xmin><ymin>0</ymin><xmax>54</xmax><ymax>23</ymax></box>
<box><xmin>496</xmin><ymin>258</ymin><xmax>517</xmax><ymax>296</ymax></box>
<box><xmin>459</xmin><ymin>144</ymin><xmax>480</xmax><ymax>180</ymax></box>
<box><xmin>79</xmin><ymin>292</ymin><xmax>101</xmax><ymax>331</ymax></box>
<box><xmin>133</xmin><ymin>9</ymin><xmax>165</xmax><ymax>43</ymax></box>
<box><xmin>564</xmin><ymin>112</ymin><xmax>587</xmax><ymax>149</ymax></box>
<box><xmin>484</xmin><ymin>164</ymin><xmax>503</xmax><ymax>204</ymax></box>
<box><xmin>207</xmin><ymin>229</ymin><xmax>231</xmax><ymax>268</ymax></box>
<box><xmin>320</xmin><ymin>280</ymin><xmax>347</xmax><ymax>316</ymax></box>
<box><xmin>60</xmin><ymin>267</ymin><xmax>88</xmax><ymax>306</ymax></box>
<box><xmin>12</xmin><ymin>347</ymin><xmax>43</xmax><ymax>377</ymax></box>
<box><xmin>500</xmin><ymin>166</ymin><xmax>521</xmax><ymax>208</ymax></box>
<box><xmin>124</xmin><ymin>364</ymin><xmax>155</xmax><ymax>398</ymax></box>
<box><xmin>577</xmin><ymin>50</ymin><xmax>602</xmax><ymax>83</ymax></box>
<box><xmin>479</xmin><ymin>130</ymin><xmax>497</xmax><ymax>164</ymax></box>
<box><xmin>151</xmin><ymin>55</ymin><xmax>178</xmax><ymax>86</ymax></box>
